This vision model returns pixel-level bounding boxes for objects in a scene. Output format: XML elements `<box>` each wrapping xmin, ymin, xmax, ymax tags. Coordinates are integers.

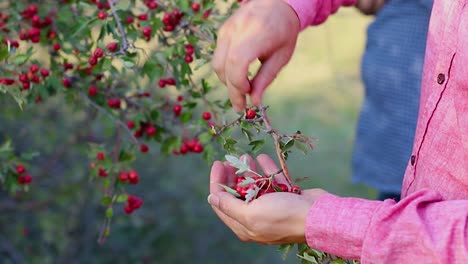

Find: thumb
<box><xmin>208</xmin><ymin>192</ymin><xmax>247</xmax><ymax>221</ymax></box>
<box><xmin>250</xmin><ymin>51</ymin><xmax>290</xmax><ymax>106</ymax></box>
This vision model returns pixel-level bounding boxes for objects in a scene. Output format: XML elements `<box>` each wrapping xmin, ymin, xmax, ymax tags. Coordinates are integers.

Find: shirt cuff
<box><xmin>284</xmin><ymin>0</ymin><xmax>357</xmax><ymax>30</ymax></box>
<box><xmin>305</xmin><ymin>193</ymin><xmax>382</xmax><ymax>260</ymax></box>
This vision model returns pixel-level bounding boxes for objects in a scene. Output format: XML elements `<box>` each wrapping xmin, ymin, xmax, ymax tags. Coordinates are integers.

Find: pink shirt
<box><xmin>287</xmin><ymin>0</ymin><xmax>468</xmax><ymax>262</ymax></box>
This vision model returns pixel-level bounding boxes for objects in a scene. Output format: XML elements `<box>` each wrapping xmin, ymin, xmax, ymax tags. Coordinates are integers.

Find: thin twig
<box><xmin>78</xmin><ymin>91</ymin><xmax>139</xmax><ymax>146</ymax></box>
<box><xmin>213</xmin><ymin>114</ymin><xmax>244</xmax><ymax>136</ymax></box>
<box><xmin>107</xmin><ymin>0</ymin><xmax>129</xmax><ymax>55</ymax></box>
<box><xmin>259</xmin><ymin>105</ymin><xmax>293</xmax><ymax>185</ymax></box>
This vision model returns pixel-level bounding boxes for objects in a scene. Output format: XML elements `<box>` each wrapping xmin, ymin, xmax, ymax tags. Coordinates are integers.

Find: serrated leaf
<box><xmin>248</xmin><ymin>139</ymin><xmax>265</xmax><ymax>153</ymax></box>
<box><xmin>238</xmin><ymin>177</ymin><xmax>255</xmax><ymax>187</ymax></box>
<box><xmin>0</xmin><ymin>46</ymin><xmax>9</xmax><ymax>61</ymax></box>
<box><xmin>100</xmin><ymin>196</ymin><xmax>112</xmax><ymax>206</ymax></box>
<box><xmin>13</xmin><ymin>54</ymin><xmax>30</xmax><ymax>65</ymax></box>
<box><xmin>282</xmin><ymin>139</ymin><xmax>295</xmax><ymax>153</ymax></box>
<box><xmin>278</xmin><ymin>244</ymin><xmax>294</xmax><ymax>261</ymax></box>
<box><xmin>244</xmin><ymin>186</ymin><xmax>260</xmax><ymax>203</ymax></box>
<box><xmin>225</xmin><ymin>154</ymin><xmax>250</xmax><ymax>174</ymax></box>
<box><xmin>71</xmin><ymin>17</ymin><xmax>98</xmax><ymax>37</ymax></box>
<box><xmin>294</xmin><ymin>141</ymin><xmax>309</xmax><ymax>155</ymax></box>
<box><xmin>217</xmin><ymin>184</ymin><xmax>240</xmax><ymax>198</ymax></box>
<box><xmin>118</xmin><ymin>149</ymin><xmax>135</xmax><ymax>163</ymax></box>
<box><xmin>179</xmin><ymin>112</ymin><xmax>192</xmax><ymax>123</ymax></box>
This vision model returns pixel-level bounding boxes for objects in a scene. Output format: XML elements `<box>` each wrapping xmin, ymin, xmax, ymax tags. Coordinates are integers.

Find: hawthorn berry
<box><xmin>119</xmin><ymin>172</ymin><xmax>129</xmax><ymax>182</ymax></box>
<box><xmin>88</xmin><ymin>56</ymin><xmax>98</xmax><ymax>66</ymax></box>
<box><xmin>97</xmin><ymin>11</ymin><xmax>108</xmax><ymax>20</ymax></box>
<box><xmin>173</xmin><ymin>104</ymin><xmax>182</xmax><ymax>116</ymax></box>
<box><xmin>126</xmin><ymin>120</ymin><xmax>135</xmax><ymax>129</ymax></box>
<box><xmin>98</xmin><ymin>167</ymin><xmax>108</xmax><ymax>177</ymax></box>
<box><xmin>18</xmin><ymin>174</ymin><xmax>32</xmax><ymax>184</ymax></box>
<box><xmin>125</xmin><ymin>16</ymin><xmax>134</xmax><ymax>24</ymax></box>
<box><xmin>202</xmin><ymin>111</ymin><xmax>211</xmax><ymax>121</ymax></box>
<box><xmin>128</xmin><ymin>170</ymin><xmax>139</xmax><ymax>184</ymax></box>
<box><xmin>191</xmin><ymin>2</ymin><xmax>201</xmax><ymax>12</ymax></box>
<box><xmin>177</xmin><ymin>95</ymin><xmax>184</xmax><ymax>102</ymax></box>
<box><xmin>96</xmin><ymin>152</ymin><xmax>105</xmax><ymax>161</ymax></box>
<box><xmin>29</xmin><ymin>64</ymin><xmax>39</xmax><ymax>73</ymax></box>
<box><xmin>16</xmin><ymin>165</ymin><xmax>26</xmax><ymax>174</ymax></box>
<box><xmin>146</xmin><ymin>125</ymin><xmax>157</xmax><ymax>136</ymax></box>
<box><xmin>245</xmin><ymin>109</ymin><xmax>256</xmax><ymax>119</ymax></box>
<box><xmin>185</xmin><ymin>44</ymin><xmax>194</xmax><ymax>55</ymax></box>
<box><xmin>184</xmin><ymin>54</ymin><xmax>193</xmax><ymax>63</ymax></box>
<box><xmin>192</xmin><ymin>143</ymin><xmax>204</xmax><ymax>153</ymax></box>
<box><xmin>40</xmin><ymin>68</ymin><xmax>50</xmax><ymax>78</ymax></box>
<box><xmin>22</xmin><ymin>82</ymin><xmax>30</xmax><ymax>90</ymax></box>
<box><xmin>137</xmin><ymin>13</ymin><xmax>148</xmax><ymax>21</ymax></box>
<box><xmin>180</xmin><ymin>144</ymin><xmax>189</xmax><ymax>154</ymax></box>
<box><xmin>291</xmin><ymin>185</ymin><xmax>302</xmax><ymax>194</ymax></box>
<box><xmin>158</xmin><ymin>79</ymin><xmax>166</xmax><ymax>88</ymax></box>
<box><xmin>107</xmin><ymin>98</ymin><xmax>121</xmax><ymax>108</ymax></box>
<box><xmin>142</xmin><ymin>27</ymin><xmax>152</xmax><ymax>40</ymax></box>
<box><xmin>62</xmin><ymin>78</ymin><xmax>71</xmax><ymax>88</ymax></box>
<box><xmin>94</xmin><ymin>48</ymin><xmax>104</xmax><ymax>58</ymax></box>
<box><xmin>88</xmin><ymin>85</ymin><xmax>98</xmax><ymax>97</ymax></box>
<box><xmin>166</xmin><ymin>78</ymin><xmax>176</xmax><ymax>86</ymax></box>
<box><xmin>140</xmin><ymin>144</ymin><xmax>149</xmax><ymax>153</ymax></box>
<box><xmin>106</xmin><ymin>42</ymin><xmax>118</xmax><ymax>53</ymax></box>
<box><xmin>19</xmin><ymin>74</ymin><xmax>28</xmax><ymax>83</ymax></box>
<box><xmin>52</xmin><ymin>43</ymin><xmax>61</xmax><ymax>52</ymax></box>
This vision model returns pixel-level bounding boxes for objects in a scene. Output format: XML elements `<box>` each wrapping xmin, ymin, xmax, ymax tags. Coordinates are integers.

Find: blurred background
<box><xmin>0</xmin><ymin>8</ymin><xmax>376</xmax><ymax>264</ymax></box>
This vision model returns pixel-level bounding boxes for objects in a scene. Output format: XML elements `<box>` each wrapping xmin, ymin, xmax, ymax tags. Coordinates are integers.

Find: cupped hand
<box><xmin>212</xmin><ymin>0</ymin><xmax>300</xmax><ymax>112</ymax></box>
<box><xmin>208</xmin><ymin>154</ymin><xmax>327</xmax><ymax>245</ymax></box>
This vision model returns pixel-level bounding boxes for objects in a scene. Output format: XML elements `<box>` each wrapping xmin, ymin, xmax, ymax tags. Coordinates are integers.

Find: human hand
<box><xmin>212</xmin><ymin>0</ymin><xmax>300</xmax><ymax>112</ymax></box>
<box><xmin>208</xmin><ymin>154</ymin><xmax>327</xmax><ymax>245</ymax></box>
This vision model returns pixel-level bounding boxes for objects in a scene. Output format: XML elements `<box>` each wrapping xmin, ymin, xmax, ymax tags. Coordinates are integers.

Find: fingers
<box><xmin>250</xmin><ymin>51</ymin><xmax>291</xmax><ymax>106</ymax></box>
<box><xmin>211</xmin><ymin>207</ymin><xmax>251</xmax><ymax>242</ymax></box>
<box><xmin>210</xmin><ymin>161</ymin><xmax>227</xmax><ymax>194</ymax></box>
<box><xmin>212</xmin><ymin>25</ymin><xmax>230</xmax><ymax>85</ymax></box>
<box><xmin>208</xmin><ymin>192</ymin><xmax>248</xmax><ymax>224</ymax></box>
<box><xmin>223</xmin><ymin>161</ymin><xmax>237</xmax><ymax>188</ymax></box>
<box><xmin>256</xmin><ymin>154</ymin><xmax>289</xmax><ymax>186</ymax></box>
<box><xmin>240</xmin><ymin>154</ymin><xmax>258</xmax><ymax>179</ymax></box>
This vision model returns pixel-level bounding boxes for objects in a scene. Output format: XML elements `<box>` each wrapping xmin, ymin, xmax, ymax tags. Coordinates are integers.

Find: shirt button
<box><xmin>410</xmin><ymin>155</ymin><xmax>416</xmax><ymax>166</ymax></box>
<box><xmin>437</xmin><ymin>73</ymin><xmax>445</xmax><ymax>85</ymax></box>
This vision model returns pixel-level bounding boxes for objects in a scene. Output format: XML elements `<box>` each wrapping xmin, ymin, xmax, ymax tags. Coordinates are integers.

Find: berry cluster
<box><xmin>17</xmin><ymin>64</ymin><xmax>50</xmax><ymax>90</ymax></box>
<box><xmin>158</xmin><ymin>77</ymin><xmax>176</xmax><ymax>88</ymax></box>
<box><xmin>184</xmin><ymin>44</ymin><xmax>195</xmax><ymax>63</ymax></box>
<box><xmin>124</xmin><ymin>195</ymin><xmax>143</xmax><ymax>214</ymax></box>
<box><xmin>16</xmin><ymin>165</ymin><xmax>32</xmax><ymax>185</ymax></box>
<box><xmin>173</xmin><ymin>138</ymin><xmax>204</xmax><ymax>155</ymax></box>
<box><xmin>162</xmin><ymin>8</ymin><xmax>184</xmax><ymax>32</ymax></box>
<box><xmin>118</xmin><ymin>171</ymin><xmax>140</xmax><ymax>185</ymax></box>
<box><xmin>234</xmin><ymin>175</ymin><xmax>301</xmax><ymax>200</ymax></box>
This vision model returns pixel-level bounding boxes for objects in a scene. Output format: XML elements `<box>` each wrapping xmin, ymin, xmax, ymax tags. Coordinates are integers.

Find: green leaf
<box><xmin>142</xmin><ymin>61</ymin><xmax>163</xmax><ymax>83</ymax></box>
<box><xmin>121</xmin><ymin>57</ymin><xmax>135</xmax><ymax>68</ymax></box>
<box><xmin>217</xmin><ymin>184</ymin><xmax>240</xmax><ymax>198</ymax></box>
<box><xmin>20</xmin><ymin>151</ymin><xmax>40</xmax><ymax>161</ymax></box>
<box><xmin>110</xmin><ymin>1</ymin><xmax>130</xmax><ymax>12</ymax></box>
<box><xmin>245</xmin><ymin>186</ymin><xmax>260</xmax><ymax>203</ymax></box>
<box><xmin>179</xmin><ymin>112</ymin><xmax>192</xmax><ymax>124</ymax></box>
<box><xmin>0</xmin><ymin>46</ymin><xmax>9</xmax><ymax>61</ymax></box>
<box><xmin>282</xmin><ymin>139</ymin><xmax>295</xmax><ymax>153</ymax></box>
<box><xmin>248</xmin><ymin>139</ymin><xmax>265</xmax><ymax>153</ymax></box>
<box><xmin>72</xmin><ymin>17</ymin><xmax>98</xmax><ymax>38</ymax></box>
<box><xmin>118</xmin><ymin>149</ymin><xmax>135</xmax><ymax>163</ymax></box>
<box><xmin>225</xmin><ymin>154</ymin><xmax>250</xmax><ymax>175</ymax></box>
<box><xmin>0</xmin><ymin>140</ymin><xmax>12</xmax><ymax>154</ymax></box>
<box><xmin>238</xmin><ymin>177</ymin><xmax>255</xmax><ymax>187</ymax></box>
<box><xmin>100</xmin><ymin>196</ymin><xmax>112</xmax><ymax>206</ymax></box>
<box><xmin>116</xmin><ymin>194</ymin><xmax>128</xmax><ymax>203</ymax></box>
<box><xmin>105</xmin><ymin>207</ymin><xmax>113</xmax><ymax>218</ymax></box>
<box><xmin>294</xmin><ymin>141</ymin><xmax>309</xmax><ymax>155</ymax></box>
<box><xmin>13</xmin><ymin>54</ymin><xmax>30</xmax><ymax>65</ymax></box>
<box><xmin>278</xmin><ymin>244</ymin><xmax>294</xmax><ymax>261</ymax></box>
<box><xmin>201</xmin><ymin>79</ymin><xmax>211</xmax><ymax>94</ymax></box>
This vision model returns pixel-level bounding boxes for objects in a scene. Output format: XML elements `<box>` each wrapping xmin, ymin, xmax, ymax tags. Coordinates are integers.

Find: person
<box><xmin>207</xmin><ymin>0</ymin><xmax>468</xmax><ymax>262</ymax></box>
<box><xmin>352</xmin><ymin>0</ymin><xmax>433</xmax><ymax>201</ymax></box>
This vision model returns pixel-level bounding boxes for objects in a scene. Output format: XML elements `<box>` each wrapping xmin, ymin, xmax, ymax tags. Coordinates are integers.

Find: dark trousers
<box><xmin>377</xmin><ymin>192</ymin><xmax>401</xmax><ymax>202</ymax></box>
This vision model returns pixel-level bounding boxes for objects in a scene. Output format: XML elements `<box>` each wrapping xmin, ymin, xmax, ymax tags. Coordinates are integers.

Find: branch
<box><xmin>107</xmin><ymin>0</ymin><xmax>129</xmax><ymax>55</ymax></box>
<box><xmin>78</xmin><ymin>91</ymin><xmax>139</xmax><ymax>146</ymax></box>
<box><xmin>259</xmin><ymin>105</ymin><xmax>293</xmax><ymax>185</ymax></box>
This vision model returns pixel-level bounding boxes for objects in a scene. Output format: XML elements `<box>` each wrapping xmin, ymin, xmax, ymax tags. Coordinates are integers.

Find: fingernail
<box><xmin>207</xmin><ymin>194</ymin><xmax>219</xmax><ymax>207</ymax></box>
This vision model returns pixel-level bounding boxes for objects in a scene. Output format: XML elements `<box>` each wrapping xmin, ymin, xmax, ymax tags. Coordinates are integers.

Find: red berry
<box><xmin>146</xmin><ymin>125</ymin><xmax>157</xmax><ymax>135</ymax></box>
<box><xmin>192</xmin><ymin>143</ymin><xmax>203</xmax><ymax>153</ymax></box>
<box><xmin>119</xmin><ymin>172</ymin><xmax>129</xmax><ymax>182</ymax></box>
<box><xmin>22</xmin><ymin>82</ymin><xmax>30</xmax><ymax>90</ymax></box>
<box><xmin>128</xmin><ymin>170</ymin><xmax>139</xmax><ymax>184</ymax></box>
<box><xmin>18</xmin><ymin>174</ymin><xmax>32</xmax><ymax>184</ymax></box>
<box><xmin>28</xmin><ymin>4</ymin><xmax>38</xmax><ymax>14</ymax></box>
<box><xmin>107</xmin><ymin>98</ymin><xmax>121</xmax><ymax>108</ymax></box>
<box><xmin>202</xmin><ymin>111</ymin><xmax>211</xmax><ymax>121</ymax></box>
<box><xmin>158</xmin><ymin>79</ymin><xmax>166</xmax><ymax>88</ymax></box>
<box><xmin>125</xmin><ymin>16</ymin><xmax>134</xmax><ymax>24</ymax></box>
<box><xmin>245</xmin><ymin>109</ymin><xmax>256</xmax><ymax>119</ymax></box>
<box><xmin>177</xmin><ymin>95</ymin><xmax>183</xmax><ymax>102</ymax></box>
<box><xmin>106</xmin><ymin>42</ymin><xmax>118</xmax><ymax>52</ymax></box>
<box><xmin>202</xmin><ymin>10</ymin><xmax>211</xmax><ymax>19</ymax></box>
<box><xmin>40</xmin><ymin>69</ymin><xmax>50</xmax><ymax>78</ymax></box>
<box><xmin>127</xmin><ymin>120</ymin><xmax>135</xmax><ymax>129</ymax></box>
<box><xmin>88</xmin><ymin>85</ymin><xmax>98</xmax><ymax>97</ymax></box>
<box><xmin>48</xmin><ymin>30</ymin><xmax>57</xmax><ymax>39</ymax></box>
<box><xmin>19</xmin><ymin>74</ymin><xmax>28</xmax><ymax>83</ymax></box>
<box><xmin>142</xmin><ymin>27</ymin><xmax>152</xmax><ymax>37</ymax></box>
<box><xmin>191</xmin><ymin>2</ymin><xmax>201</xmax><ymax>12</ymax></box>
<box><xmin>185</xmin><ymin>44</ymin><xmax>194</xmax><ymax>55</ymax></box>
<box><xmin>88</xmin><ymin>56</ymin><xmax>98</xmax><ymax>66</ymax></box>
<box><xmin>146</xmin><ymin>1</ymin><xmax>158</xmax><ymax>9</ymax></box>
<box><xmin>184</xmin><ymin>54</ymin><xmax>193</xmax><ymax>63</ymax></box>
<box><xmin>180</xmin><ymin>144</ymin><xmax>189</xmax><ymax>154</ymax></box>
<box><xmin>16</xmin><ymin>165</ymin><xmax>26</xmax><ymax>174</ymax></box>
<box><xmin>29</xmin><ymin>64</ymin><xmax>39</xmax><ymax>73</ymax></box>
<box><xmin>236</xmin><ymin>176</ymin><xmax>246</xmax><ymax>184</ymax></box>
<box><xmin>166</xmin><ymin>78</ymin><xmax>176</xmax><ymax>85</ymax></box>
<box><xmin>98</xmin><ymin>167</ymin><xmax>108</xmax><ymax>177</ymax></box>
<box><xmin>276</xmin><ymin>183</ymin><xmax>289</xmax><ymax>192</ymax></box>
<box><xmin>173</xmin><ymin>104</ymin><xmax>182</xmax><ymax>116</ymax></box>
<box><xmin>97</xmin><ymin>11</ymin><xmax>108</xmax><ymax>19</ymax></box>
<box><xmin>31</xmin><ymin>75</ymin><xmax>40</xmax><ymax>83</ymax></box>
<box><xmin>94</xmin><ymin>47</ymin><xmax>104</xmax><ymax>58</ymax></box>
<box><xmin>96</xmin><ymin>152</ymin><xmax>105</xmax><ymax>161</ymax></box>
<box><xmin>291</xmin><ymin>185</ymin><xmax>302</xmax><ymax>194</ymax></box>
<box><xmin>137</xmin><ymin>13</ymin><xmax>148</xmax><ymax>21</ymax></box>
<box><xmin>124</xmin><ymin>205</ymin><xmax>133</xmax><ymax>214</ymax></box>
<box><xmin>52</xmin><ymin>43</ymin><xmax>61</xmax><ymax>52</ymax></box>
<box><xmin>140</xmin><ymin>144</ymin><xmax>149</xmax><ymax>153</ymax></box>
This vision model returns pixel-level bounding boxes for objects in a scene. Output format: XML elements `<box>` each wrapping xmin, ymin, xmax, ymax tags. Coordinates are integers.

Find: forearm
<box><xmin>305</xmin><ymin>190</ymin><xmax>468</xmax><ymax>261</ymax></box>
<box><xmin>355</xmin><ymin>0</ymin><xmax>386</xmax><ymax>15</ymax></box>
<box><xmin>285</xmin><ymin>0</ymin><xmax>356</xmax><ymax>30</ymax></box>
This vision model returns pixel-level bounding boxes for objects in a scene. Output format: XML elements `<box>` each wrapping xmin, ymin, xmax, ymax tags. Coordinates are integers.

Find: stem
<box><xmin>213</xmin><ymin>113</ymin><xmax>244</xmax><ymax>136</ymax></box>
<box><xmin>259</xmin><ymin>105</ymin><xmax>293</xmax><ymax>186</ymax></box>
<box><xmin>78</xmin><ymin>91</ymin><xmax>139</xmax><ymax>146</ymax></box>
<box><xmin>107</xmin><ymin>0</ymin><xmax>129</xmax><ymax>55</ymax></box>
